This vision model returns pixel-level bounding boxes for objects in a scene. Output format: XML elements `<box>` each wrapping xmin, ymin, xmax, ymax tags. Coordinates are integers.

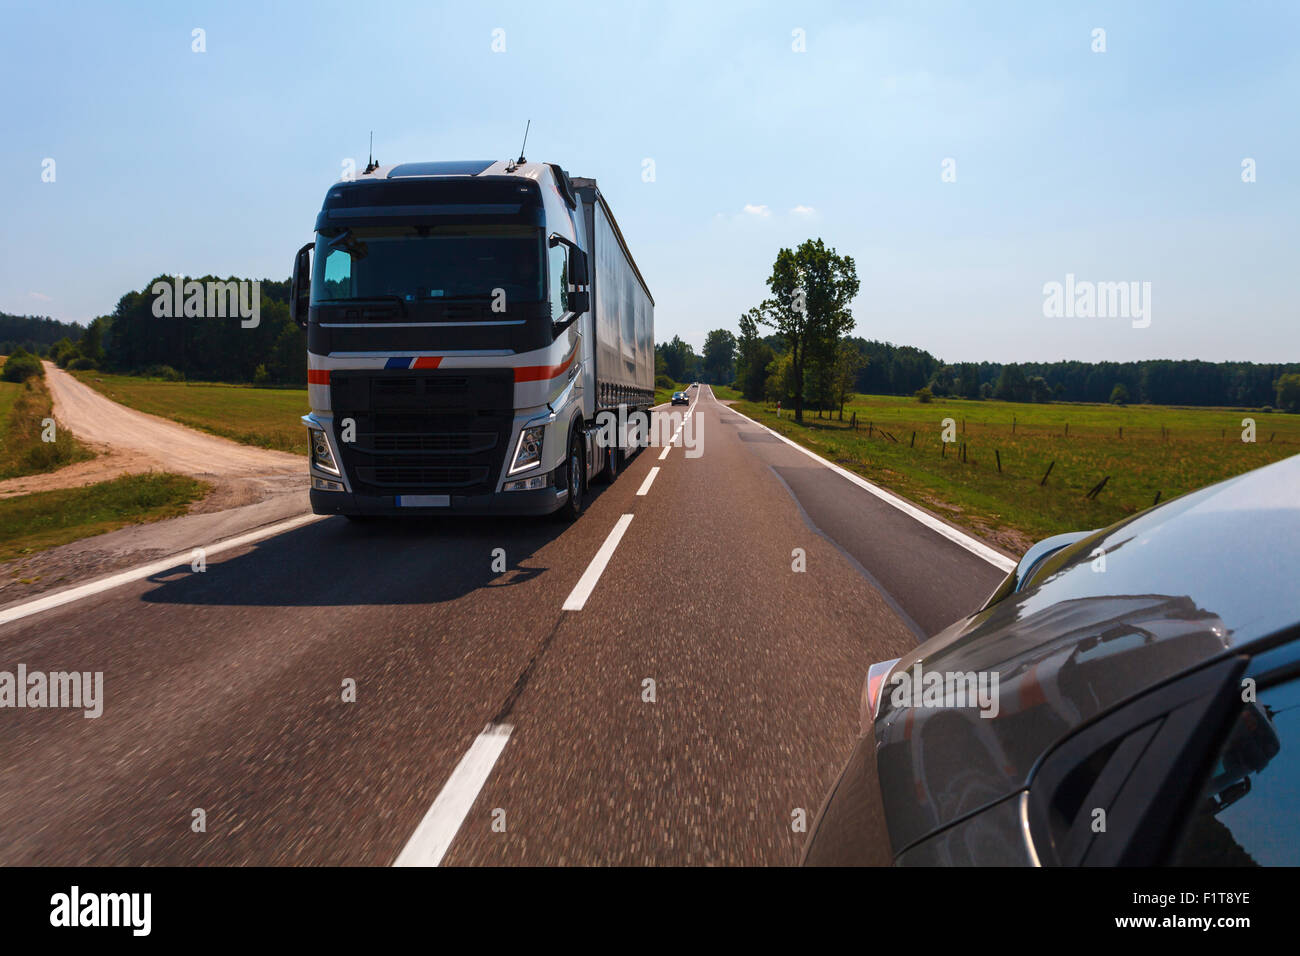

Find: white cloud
<box><xmin>28</xmin><ymin>291</ymin><xmax>52</xmax><ymax>302</ymax></box>
<box><xmin>742</xmin><ymin>203</ymin><xmax>771</xmax><ymax>217</ymax></box>
<box><xmin>790</xmin><ymin>205</ymin><xmax>816</xmax><ymax>216</ymax></box>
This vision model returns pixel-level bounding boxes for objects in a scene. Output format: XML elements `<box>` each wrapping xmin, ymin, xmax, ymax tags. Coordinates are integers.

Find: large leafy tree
<box><xmin>702</xmin><ymin>328</ymin><xmax>736</xmax><ymax>385</ymax></box>
<box><xmin>758</xmin><ymin>238</ymin><xmax>859</xmax><ymax>423</ymax></box>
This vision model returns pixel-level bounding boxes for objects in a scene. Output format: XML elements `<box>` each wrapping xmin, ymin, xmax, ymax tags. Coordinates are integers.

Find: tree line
<box><xmin>659</xmin><ymin>238</ymin><xmax>1300</xmax><ymax>415</ymax></box>
<box><xmin>6</xmin><ymin>265</ymin><xmax>1297</xmax><ymax>410</ymax></box>
<box><xmin>5</xmin><ymin>276</ymin><xmax>307</xmax><ymax>385</ymax></box>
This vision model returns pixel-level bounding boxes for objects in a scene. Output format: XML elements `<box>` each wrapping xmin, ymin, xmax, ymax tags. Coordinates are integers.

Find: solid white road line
<box><xmin>636</xmin><ymin>467</ymin><xmax>660</xmax><ymax>496</ymax></box>
<box><xmin>393</xmin><ymin>723</ymin><xmax>513</xmax><ymax>867</ymax></box>
<box><xmin>0</xmin><ymin>512</ymin><xmax>325</xmax><ymax>627</ymax></box>
<box><xmin>562</xmin><ymin>513</ymin><xmax>634</xmax><ymax>611</ymax></box>
<box><xmin>714</xmin><ymin>390</ymin><xmax>1017</xmax><ymax>572</ymax></box>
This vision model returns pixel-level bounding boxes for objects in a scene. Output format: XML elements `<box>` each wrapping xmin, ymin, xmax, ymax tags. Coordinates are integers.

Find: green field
<box><xmin>74</xmin><ymin>372</ymin><xmax>310</xmax><ymax>455</ymax></box>
<box><xmin>0</xmin><ymin>473</ymin><xmax>209</xmax><ymax>564</ymax></box>
<box><xmin>728</xmin><ymin>393</ymin><xmax>1300</xmax><ymax>552</ymax></box>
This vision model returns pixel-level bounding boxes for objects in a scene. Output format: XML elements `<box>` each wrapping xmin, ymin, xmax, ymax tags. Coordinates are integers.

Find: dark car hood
<box><xmin>874</xmin><ymin>452</ymin><xmax>1300</xmax><ymax>854</ymax></box>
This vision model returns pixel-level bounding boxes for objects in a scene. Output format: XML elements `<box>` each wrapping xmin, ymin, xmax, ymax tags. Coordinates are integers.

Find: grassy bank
<box><xmin>74</xmin><ymin>372</ymin><xmax>309</xmax><ymax>454</ymax></box>
<box><xmin>655</xmin><ymin>380</ymin><xmax>688</xmax><ymax>406</ymax></box>
<box><xmin>727</xmin><ymin>393</ymin><xmax>1300</xmax><ymax>551</ymax></box>
<box><xmin>0</xmin><ymin>473</ymin><xmax>209</xmax><ymax>563</ymax></box>
<box><xmin>0</xmin><ymin>372</ymin><xmax>92</xmax><ymax>480</ymax></box>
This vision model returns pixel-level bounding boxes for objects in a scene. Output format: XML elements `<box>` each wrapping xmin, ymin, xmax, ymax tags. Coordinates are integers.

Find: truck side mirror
<box><xmin>567</xmin><ymin>290</ymin><xmax>589</xmax><ymax>315</ymax></box>
<box><xmin>290</xmin><ymin>241</ymin><xmax>313</xmax><ymax>329</ymax></box>
<box><xmin>568</xmin><ymin>248</ymin><xmax>589</xmax><ymax>287</ymax></box>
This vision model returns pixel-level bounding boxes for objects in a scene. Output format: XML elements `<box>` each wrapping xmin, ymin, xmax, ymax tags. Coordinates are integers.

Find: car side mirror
<box><xmin>980</xmin><ymin>529</ymin><xmax>1095</xmax><ymax>610</ymax></box>
<box><xmin>290</xmin><ymin>241</ymin><xmax>313</xmax><ymax>329</ymax></box>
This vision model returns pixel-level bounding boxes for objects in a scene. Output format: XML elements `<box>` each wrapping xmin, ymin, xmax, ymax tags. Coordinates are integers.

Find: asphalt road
<box><xmin>0</xmin><ymin>385</ymin><xmax>1011</xmax><ymax>865</ymax></box>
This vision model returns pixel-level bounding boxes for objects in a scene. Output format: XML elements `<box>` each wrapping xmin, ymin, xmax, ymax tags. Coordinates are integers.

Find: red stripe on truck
<box><xmin>308</xmin><ymin>369</ymin><xmax>330</xmax><ymax>385</ymax></box>
<box><xmin>514</xmin><ymin>346</ymin><xmax>577</xmax><ymax>383</ymax></box>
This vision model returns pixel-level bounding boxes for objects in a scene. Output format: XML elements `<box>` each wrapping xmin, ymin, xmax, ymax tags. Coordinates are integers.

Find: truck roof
<box><xmin>338</xmin><ymin>159</ymin><xmax>578</xmax><ymax>189</ymax></box>
<box><xmin>329</xmin><ymin>159</ymin><xmax>653</xmax><ymax>304</ymax></box>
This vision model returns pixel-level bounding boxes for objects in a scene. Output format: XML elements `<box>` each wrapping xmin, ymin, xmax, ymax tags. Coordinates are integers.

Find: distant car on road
<box><xmin>803</xmin><ymin>454</ymin><xmax>1300</xmax><ymax>866</ymax></box>
<box><xmin>671</xmin><ymin>391</ymin><xmax>689</xmax><ymax>406</ymax></box>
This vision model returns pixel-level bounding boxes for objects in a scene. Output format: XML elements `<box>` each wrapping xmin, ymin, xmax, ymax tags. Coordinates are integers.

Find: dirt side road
<box><xmin>0</xmin><ymin>364</ymin><xmax>310</xmax><ymax>605</ymax></box>
<box><xmin>0</xmin><ymin>363</ymin><xmax>305</xmax><ymax>510</ymax></box>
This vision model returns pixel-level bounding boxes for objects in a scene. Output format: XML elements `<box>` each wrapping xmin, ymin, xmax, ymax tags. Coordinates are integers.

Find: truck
<box><xmin>289</xmin><ymin>158</ymin><xmax>655</xmax><ymax>521</ymax></box>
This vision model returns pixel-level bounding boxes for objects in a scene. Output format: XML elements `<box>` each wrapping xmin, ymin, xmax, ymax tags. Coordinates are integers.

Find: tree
<box><xmin>79</xmin><ymin>317</ymin><xmax>106</xmax><ymax>366</ymax></box>
<box><xmin>765</xmin><ymin>351</ymin><xmax>797</xmax><ymax>405</ymax></box>
<box><xmin>737</xmin><ymin>309</ymin><xmax>760</xmax><ymax>373</ymax></box>
<box><xmin>1110</xmin><ymin>383</ymin><xmax>1130</xmax><ymax>405</ymax></box>
<box><xmin>657</xmin><ymin>335</ymin><xmax>693</xmax><ymax>382</ymax></box>
<box><xmin>1027</xmin><ymin>375</ymin><xmax>1052</xmax><ymax>403</ymax></box>
<box><xmin>741</xmin><ymin>342</ymin><xmax>775</xmax><ymax>401</ymax></box>
<box><xmin>995</xmin><ymin>364</ymin><xmax>1029</xmax><ymax>402</ymax></box>
<box><xmin>757</xmin><ymin>238</ymin><xmax>859</xmax><ymax>423</ymax></box>
<box><xmin>1275</xmin><ymin>373</ymin><xmax>1300</xmax><ymax>412</ymax></box>
<box><xmin>928</xmin><ymin>364</ymin><xmax>957</xmax><ymax>397</ymax></box>
<box><xmin>702</xmin><ymin>329</ymin><xmax>736</xmax><ymax>385</ymax></box>
<box><xmin>832</xmin><ymin>339</ymin><xmax>863</xmax><ymax>419</ymax></box>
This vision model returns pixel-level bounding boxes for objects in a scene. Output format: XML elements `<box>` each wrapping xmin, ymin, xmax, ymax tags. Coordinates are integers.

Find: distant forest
<box><xmin>660</xmin><ymin>332</ymin><xmax>1300</xmax><ymax>410</ymax></box>
<box><xmin>4</xmin><ymin>279</ymin><xmax>1297</xmax><ymax>407</ymax></box>
<box><xmin>2</xmin><ymin>275</ymin><xmax>306</xmax><ymax>386</ymax></box>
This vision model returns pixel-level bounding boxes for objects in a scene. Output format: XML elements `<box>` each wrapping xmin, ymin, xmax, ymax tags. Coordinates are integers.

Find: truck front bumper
<box><xmin>310</xmin><ymin>485</ymin><xmax>568</xmax><ymax>518</ymax></box>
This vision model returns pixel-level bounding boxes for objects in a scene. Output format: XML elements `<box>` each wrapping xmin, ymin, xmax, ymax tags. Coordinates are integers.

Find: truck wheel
<box><xmin>559</xmin><ymin>431</ymin><xmax>585</xmax><ymax>521</ymax></box>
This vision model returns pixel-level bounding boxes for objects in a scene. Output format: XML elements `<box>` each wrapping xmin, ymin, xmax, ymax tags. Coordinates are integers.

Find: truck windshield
<box><xmin>312</xmin><ymin>225</ymin><xmax>544</xmax><ymax>307</ymax></box>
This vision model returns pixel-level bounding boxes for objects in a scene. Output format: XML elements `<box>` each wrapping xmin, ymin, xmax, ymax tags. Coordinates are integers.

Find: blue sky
<box><xmin>2</xmin><ymin>0</ymin><xmax>1297</xmax><ymax>363</ymax></box>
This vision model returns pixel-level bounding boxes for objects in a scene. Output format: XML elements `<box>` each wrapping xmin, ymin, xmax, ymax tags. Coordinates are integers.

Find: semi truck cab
<box><xmin>290</xmin><ymin>159</ymin><xmax>655</xmax><ymax>520</ymax></box>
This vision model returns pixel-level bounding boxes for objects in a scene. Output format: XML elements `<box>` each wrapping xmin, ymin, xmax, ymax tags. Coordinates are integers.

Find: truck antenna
<box><xmin>364</xmin><ymin>131</ymin><xmax>379</xmax><ymax>174</ymax></box>
<box><xmin>516</xmin><ymin>120</ymin><xmax>531</xmax><ymax>164</ymax></box>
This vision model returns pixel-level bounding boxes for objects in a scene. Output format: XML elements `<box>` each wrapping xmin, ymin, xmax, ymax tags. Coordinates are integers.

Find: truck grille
<box><xmin>329</xmin><ymin>369</ymin><xmax>514</xmax><ymax>496</ymax></box>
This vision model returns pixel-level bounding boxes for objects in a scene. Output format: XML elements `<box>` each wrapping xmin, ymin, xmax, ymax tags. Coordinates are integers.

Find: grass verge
<box><xmin>0</xmin><ymin>472</ymin><xmax>209</xmax><ymax>563</ymax></box>
<box><xmin>727</xmin><ymin>393</ymin><xmax>1300</xmax><ymax>552</ymax></box>
<box><xmin>0</xmin><ymin>375</ymin><xmax>93</xmax><ymax>480</ymax></box>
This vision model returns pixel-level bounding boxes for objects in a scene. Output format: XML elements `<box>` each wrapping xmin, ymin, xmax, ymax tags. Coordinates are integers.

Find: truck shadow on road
<box><xmin>137</xmin><ymin>510</ymin><xmax>579</xmax><ymax>608</ymax></box>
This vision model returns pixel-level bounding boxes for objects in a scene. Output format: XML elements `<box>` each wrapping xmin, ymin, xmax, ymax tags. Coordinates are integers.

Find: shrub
<box><xmin>143</xmin><ymin>364</ymin><xmax>184</xmax><ymax>381</ymax></box>
<box><xmin>915</xmin><ymin>386</ymin><xmax>933</xmax><ymax>403</ymax></box>
<box><xmin>67</xmin><ymin>356</ymin><xmax>98</xmax><ymax>371</ymax></box>
<box><xmin>1</xmin><ymin>349</ymin><xmax>44</xmax><ymax>383</ymax></box>
<box><xmin>654</xmin><ymin>373</ymin><xmax>674</xmax><ymax>390</ymax></box>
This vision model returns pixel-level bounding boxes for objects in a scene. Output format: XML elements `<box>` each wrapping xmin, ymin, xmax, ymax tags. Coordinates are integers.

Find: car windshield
<box><xmin>312</xmin><ymin>224</ymin><xmax>544</xmax><ymax>306</ymax></box>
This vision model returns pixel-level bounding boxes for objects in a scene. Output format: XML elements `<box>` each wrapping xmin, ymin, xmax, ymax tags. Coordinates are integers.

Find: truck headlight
<box><xmin>309</xmin><ymin>427</ymin><xmax>340</xmax><ymax>475</ymax></box>
<box><xmin>510</xmin><ymin>424</ymin><xmax>546</xmax><ymax>474</ymax></box>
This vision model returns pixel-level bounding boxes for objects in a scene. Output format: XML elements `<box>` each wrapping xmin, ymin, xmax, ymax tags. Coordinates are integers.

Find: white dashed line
<box><xmin>636</xmin><ymin>467</ymin><xmax>660</xmax><ymax>496</ymax></box>
<box><xmin>562</xmin><ymin>513</ymin><xmax>634</xmax><ymax>611</ymax></box>
<box><xmin>393</xmin><ymin>723</ymin><xmax>513</xmax><ymax>867</ymax></box>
